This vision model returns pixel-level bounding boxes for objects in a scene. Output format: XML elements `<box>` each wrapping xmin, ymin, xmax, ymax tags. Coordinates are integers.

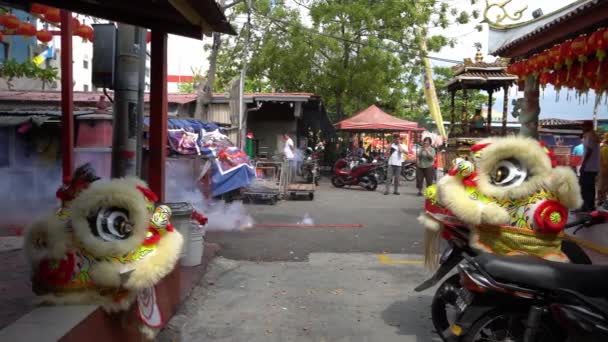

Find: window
<box><xmin>83</xmin><ymin>59</ymin><xmax>89</xmax><ymax>69</ymax></box>
<box><xmin>84</xmin><ymin>84</ymin><xmax>89</xmax><ymax>92</ymax></box>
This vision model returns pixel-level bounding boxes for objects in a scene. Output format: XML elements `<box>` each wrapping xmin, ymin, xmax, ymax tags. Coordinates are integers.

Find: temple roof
<box><xmin>488</xmin><ymin>0</ymin><xmax>607</xmax><ymax>58</ymax></box>
<box><xmin>446</xmin><ymin>57</ymin><xmax>517</xmax><ymax>92</ymax></box>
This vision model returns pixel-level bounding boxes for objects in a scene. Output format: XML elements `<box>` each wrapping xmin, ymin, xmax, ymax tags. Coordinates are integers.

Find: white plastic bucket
<box><xmin>181</xmin><ymin>224</ymin><xmax>205</xmax><ymax>267</ymax></box>
<box><xmin>165</xmin><ymin>202</ymin><xmax>193</xmax><ymax>259</ymax></box>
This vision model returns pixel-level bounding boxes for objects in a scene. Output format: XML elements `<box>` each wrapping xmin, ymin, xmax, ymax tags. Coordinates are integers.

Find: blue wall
<box><xmin>0</xmin><ymin>10</ymin><xmax>38</xmax><ymax>63</ymax></box>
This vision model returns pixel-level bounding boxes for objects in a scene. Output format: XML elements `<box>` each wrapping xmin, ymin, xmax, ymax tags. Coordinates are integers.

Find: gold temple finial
<box><xmin>474</xmin><ymin>43</ymin><xmax>483</xmax><ymax>62</ymax></box>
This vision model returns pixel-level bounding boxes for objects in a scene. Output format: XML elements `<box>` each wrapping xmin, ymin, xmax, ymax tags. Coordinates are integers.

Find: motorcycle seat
<box><xmin>473</xmin><ymin>253</ymin><xmax>608</xmax><ymax>298</ymax></box>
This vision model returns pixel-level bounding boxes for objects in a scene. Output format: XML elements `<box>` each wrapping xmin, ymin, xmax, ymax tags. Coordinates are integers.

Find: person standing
<box><xmin>579</xmin><ymin>121</ymin><xmax>600</xmax><ymax>212</ymax></box>
<box><xmin>416</xmin><ymin>137</ymin><xmax>436</xmax><ymax>196</ymax></box>
<box><xmin>597</xmin><ymin>133</ymin><xmax>608</xmax><ymax>206</ymax></box>
<box><xmin>283</xmin><ymin>133</ymin><xmax>295</xmax><ymax>184</ymax></box>
<box><xmin>385</xmin><ymin>135</ymin><xmax>404</xmax><ymax>195</ymax></box>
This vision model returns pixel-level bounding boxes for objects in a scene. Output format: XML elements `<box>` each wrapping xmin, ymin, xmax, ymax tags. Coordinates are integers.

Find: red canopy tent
<box><xmin>334</xmin><ymin>105</ymin><xmax>422</xmax><ymax>131</ymax></box>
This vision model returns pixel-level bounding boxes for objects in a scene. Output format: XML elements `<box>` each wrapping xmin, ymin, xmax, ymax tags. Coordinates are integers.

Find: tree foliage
<box><xmin>0</xmin><ymin>59</ymin><xmax>58</xmax><ymax>90</ymax></box>
<box><xmin>215</xmin><ymin>0</ymin><xmax>482</xmax><ymax>121</ymax></box>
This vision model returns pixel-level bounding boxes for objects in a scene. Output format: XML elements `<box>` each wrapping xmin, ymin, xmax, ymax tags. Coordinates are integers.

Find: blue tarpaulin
<box><xmin>144</xmin><ymin>117</ymin><xmax>254</xmax><ymax>196</ymax></box>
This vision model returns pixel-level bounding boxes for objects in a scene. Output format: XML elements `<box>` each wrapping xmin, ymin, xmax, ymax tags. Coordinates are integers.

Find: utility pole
<box><xmin>135</xmin><ymin>27</ymin><xmax>147</xmax><ymax>177</ymax></box>
<box><xmin>112</xmin><ymin>23</ymin><xmax>140</xmax><ymax>178</ymax></box>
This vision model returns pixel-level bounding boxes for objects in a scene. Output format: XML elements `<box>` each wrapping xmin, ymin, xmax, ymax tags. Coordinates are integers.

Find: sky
<box><xmin>174</xmin><ymin>0</ymin><xmax>607</xmax><ymax>121</ymax></box>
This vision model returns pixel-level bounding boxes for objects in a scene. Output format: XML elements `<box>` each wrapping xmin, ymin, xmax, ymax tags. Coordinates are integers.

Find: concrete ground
<box><xmin>163</xmin><ymin>180</ymin><xmax>440</xmax><ymax>341</ymax></box>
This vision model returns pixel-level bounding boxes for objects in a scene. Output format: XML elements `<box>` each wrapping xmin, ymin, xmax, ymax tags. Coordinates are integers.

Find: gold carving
<box><xmin>483</xmin><ymin>0</ymin><xmax>528</xmax><ymax>26</ymax></box>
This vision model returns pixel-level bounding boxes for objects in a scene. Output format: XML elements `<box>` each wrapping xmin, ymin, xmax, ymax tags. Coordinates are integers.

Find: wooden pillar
<box><xmin>502</xmin><ymin>86</ymin><xmax>509</xmax><ymax>136</ymax></box>
<box><xmin>487</xmin><ymin>89</ymin><xmax>493</xmax><ymax>134</ymax></box>
<box><xmin>462</xmin><ymin>89</ymin><xmax>469</xmax><ymax>135</ymax></box>
<box><xmin>60</xmin><ymin>10</ymin><xmax>74</xmax><ymax>184</ymax></box>
<box><xmin>148</xmin><ymin>31</ymin><xmax>168</xmax><ymax>202</ymax></box>
<box><xmin>520</xmin><ymin>75</ymin><xmax>540</xmax><ymax>139</ymax></box>
<box><xmin>450</xmin><ymin>91</ymin><xmax>455</xmax><ymax>135</ymax></box>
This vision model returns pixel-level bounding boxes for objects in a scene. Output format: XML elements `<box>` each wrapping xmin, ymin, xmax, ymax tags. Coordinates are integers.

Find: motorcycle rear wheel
<box><xmin>462</xmin><ymin>309</ymin><xmax>564</xmax><ymax>342</ymax></box>
<box><xmin>402</xmin><ymin>166</ymin><xmax>416</xmax><ymax>182</ymax></box>
<box><xmin>365</xmin><ymin>177</ymin><xmax>378</xmax><ymax>191</ymax></box>
<box><xmin>331</xmin><ymin>176</ymin><xmax>345</xmax><ymax>188</ymax></box>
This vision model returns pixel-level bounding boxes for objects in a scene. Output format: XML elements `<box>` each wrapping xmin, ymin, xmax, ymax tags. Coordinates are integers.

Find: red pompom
<box><xmin>136</xmin><ymin>186</ymin><xmax>159</xmax><ymax>203</ymax></box>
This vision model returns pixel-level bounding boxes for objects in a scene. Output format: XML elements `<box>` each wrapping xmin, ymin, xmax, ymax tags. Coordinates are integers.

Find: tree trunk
<box><xmin>195</xmin><ymin>32</ymin><xmax>222</xmax><ymax>120</ymax></box>
<box><xmin>519</xmin><ymin>75</ymin><xmax>540</xmax><ymax>139</ymax></box>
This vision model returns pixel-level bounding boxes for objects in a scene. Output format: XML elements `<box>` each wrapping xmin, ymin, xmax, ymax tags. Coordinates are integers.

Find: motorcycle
<box><xmin>416</xmin><ymin>214</ymin><xmax>596</xmax><ymax>342</ymax></box>
<box><xmin>371</xmin><ymin>155</ymin><xmax>387</xmax><ymax>184</ymax></box>
<box><xmin>447</xmin><ymin>211</ymin><xmax>608</xmax><ymax>342</ymax></box>
<box><xmin>401</xmin><ymin>161</ymin><xmax>416</xmax><ymax>182</ymax></box>
<box><xmin>331</xmin><ymin>157</ymin><xmax>379</xmax><ymax>191</ymax></box>
<box><xmin>300</xmin><ymin>147</ymin><xmax>321</xmax><ymax>185</ymax></box>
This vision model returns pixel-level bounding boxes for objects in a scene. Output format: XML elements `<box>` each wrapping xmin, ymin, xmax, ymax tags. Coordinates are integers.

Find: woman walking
<box><xmin>416</xmin><ymin>137</ymin><xmax>436</xmax><ymax>196</ymax></box>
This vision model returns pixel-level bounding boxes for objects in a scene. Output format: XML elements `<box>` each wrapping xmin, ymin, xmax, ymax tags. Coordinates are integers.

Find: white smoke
<box><xmin>164</xmin><ymin>159</ymin><xmax>254</xmax><ymax>232</ymax></box>
<box><xmin>298</xmin><ymin>213</ymin><xmax>314</xmax><ymax>226</ymax></box>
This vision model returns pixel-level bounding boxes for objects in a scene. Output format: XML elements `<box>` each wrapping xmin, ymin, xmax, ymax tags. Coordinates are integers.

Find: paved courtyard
<box><xmin>163</xmin><ymin>180</ymin><xmax>440</xmax><ymax>341</ymax></box>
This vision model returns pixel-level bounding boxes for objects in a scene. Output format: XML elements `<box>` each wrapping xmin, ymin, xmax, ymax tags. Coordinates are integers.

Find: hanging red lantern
<box><xmin>526</xmin><ymin>55</ymin><xmax>541</xmax><ymax>75</ymax></box>
<box><xmin>75</xmin><ymin>25</ymin><xmax>94</xmax><ymax>42</ymax></box>
<box><xmin>589</xmin><ymin>27</ymin><xmax>608</xmax><ymax>74</ymax></box>
<box><xmin>538</xmin><ymin>71</ymin><xmax>553</xmax><ymax>89</ymax></box>
<box><xmin>44</xmin><ymin>7</ymin><xmax>61</xmax><ymax>23</ymax></box>
<box><xmin>72</xmin><ymin>17</ymin><xmax>81</xmax><ymax>30</ymax></box>
<box><xmin>17</xmin><ymin>22</ymin><xmax>37</xmax><ymax>38</ymax></box>
<box><xmin>0</xmin><ymin>14</ymin><xmax>21</xmax><ymax>30</ymax></box>
<box><xmin>571</xmin><ymin>35</ymin><xmax>590</xmax><ymax>63</ymax></box>
<box><xmin>536</xmin><ymin>50</ymin><xmax>550</xmax><ymax>70</ymax></box>
<box><xmin>548</xmin><ymin>45</ymin><xmax>563</xmax><ymax>69</ymax></box>
<box><xmin>35</xmin><ymin>29</ymin><xmax>53</xmax><ymax>43</ymax></box>
<box><xmin>583</xmin><ymin>59</ymin><xmax>600</xmax><ymax>80</ymax></box>
<box><xmin>30</xmin><ymin>3</ymin><xmax>49</xmax><ymax>17</ymax></box>
<box><xmin>560</xmin><ymin>40</ymin><xmax>576</xmax><ymax>80</ymax></box>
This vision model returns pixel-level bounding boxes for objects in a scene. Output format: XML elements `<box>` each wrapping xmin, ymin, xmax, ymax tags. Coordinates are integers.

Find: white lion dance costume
<box><xmin>419</xmin><ymin>136</ymin><xmax>583</xmax><ymax>267</ymax></box>
<box><xmin>23</xmin><ymin>164</ymin><xmax>195</xmax><ymax>339</ymax></box>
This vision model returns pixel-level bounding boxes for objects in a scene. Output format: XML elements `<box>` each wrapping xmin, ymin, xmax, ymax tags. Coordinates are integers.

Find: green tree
<box><xmin>215</xmin><ymin>0</ymin><xmax>482</xmax><ymax>121</ymax></box>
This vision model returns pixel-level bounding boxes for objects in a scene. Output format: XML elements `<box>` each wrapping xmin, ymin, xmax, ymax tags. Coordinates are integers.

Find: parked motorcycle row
<box><xmin>331</xmin><ymin>153</ymin><xmax>416</xmax><ymax>191</ymax></box>
<box><xmin>417</xmin><ymin>211</ymin><xmax>608</xmax><ymax>342</ymax></box>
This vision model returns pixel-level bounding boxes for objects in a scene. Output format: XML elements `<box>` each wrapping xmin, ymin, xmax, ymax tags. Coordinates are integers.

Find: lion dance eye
<box><xmin>490</xmin><ymin>158</ymin><xmax>528</xmax><ymax>187</ymax></box>
<box><xmin>87</xmin><ymin>207</ymin><xmax>132</xmax><ymax>241</ymax></box>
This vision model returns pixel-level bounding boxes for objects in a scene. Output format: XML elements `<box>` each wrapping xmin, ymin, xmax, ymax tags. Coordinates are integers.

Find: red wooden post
<box><xmin>60</xmin><ymin>10</ymin><xmax>74</xmax><ymax>184</ymax></box>
<box><xmin>148</xmin><ymin>31</ymin><xmax>168</xmax><ymax>202</ymax></box>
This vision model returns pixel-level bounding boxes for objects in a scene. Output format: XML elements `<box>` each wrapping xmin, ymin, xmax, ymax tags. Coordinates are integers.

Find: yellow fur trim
<box><xmin>34</xmin><ymin>289</ymin><xmax>136</xmax><ymax>312</ymax></box>
<box><xmin>424</xmin><ymin>228</ymin><xmax>442</xmax><ymax>270</ymax></box>
<box><xmin>139</xmin><ymin>325</ymin><xmax>158</xmax><ymax>340</ymax></box>
<box><xmin>547</xmin><ymin>166</ymin><xmax>583</xmax><ymax>209</ymax></box>
<box><xmin>437</xmin><ymin>175</ymin><xmax>483</xmax><ymax>225</ymax></box>
<box><xmin>418</xmin><ymin>213</ymin><xmax>441</xmax><ymax>232</ymax></box>
<box><xmin>70</xmin><ymin>177</ymin><xmax>150</xmax><ymax>257</ymax></box>
<box><xmin>475</xmin><ymin>136</ymin><xmax>553</xmax><ymax>200</ymax></box>
<box><xmin>23</xmin><ymin>213</ymin><xmax>69</xmax><ymax>264</ymax></box>
<box><xmin>89</xmin><ymin>262</ymin><xmax>122</xmax><ymax>288</ymax></box>
<box><xmin>124</xmin><ymin>231</ymin><xmax>183</xmax><ymax>290</ymax></box>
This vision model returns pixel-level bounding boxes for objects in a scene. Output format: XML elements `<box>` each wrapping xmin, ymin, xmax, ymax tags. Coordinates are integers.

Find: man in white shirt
<box><xmin>385</xmin><ymin>135</ymin><xmax>404</xmax><ymax>195</ymax></box>
<box><xmin>283</xmin><ymin>133</ymin><xmax>295</xmax><ymax>184</ymax></box>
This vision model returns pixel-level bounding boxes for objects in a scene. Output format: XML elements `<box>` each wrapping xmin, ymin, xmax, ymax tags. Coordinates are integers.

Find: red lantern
<box><xmin>589</xmin><ymin>27</ymin><xmax>608</xmax><ymax>74</ymax></box>
<box><xmin>571</xmin><ymin>35</ymin><xmax>590</xmax><ymax>63</ymax></box>
<box><xmin>72</xmin><ymin>17</ymin><xmax>81</xmax><ymax>30</ymax></box>
<box><xmin>75</xmin><ymin>25</ymin><xmax>94</xmax><ymax>42</ymax></box>
<box><xmin>536</xmin><ymin>50</ymin><xmax>550</xmax><ymax>70</ymax></box>
<box><xmin>0</xmin><ymin>14</ymin><xmax>21</xmax><ymax>30</ymax></box>
<box><xmin>44</xmin><ymin>7</ymin><xmax>61</xmax><ymax>23</ymax></box>
<box><xmin>539</xmin><ymin>71</ymin><xmax>553</xmax><ymax>89</ymax></box>
<box><xmin>17</xmin><ymin>22</ymin><xmax>37</xmax><ymax>38</ymax></box>
<box><xmin>35</xmin><ymin>29</ymin><xmax>53</xmax><ymax>43</ymax></box>
<box><xmin>583</xmin><ymin>59</ymin><xmax>600</xmax><ymax>80</ymax></box>
<box><xmin>548</xmin><ymin>45</ymin><xmax>563</xmax><ymax>69</ymax></box>
<box><xmin>560</xmin><ymin>40</ymin><xmax>576</xmax><ymax>80</ymax></box>
<box><xmin>526</xmin><ymin>55</ymin><xmax>541</xmax><ymax>75</ymax></box>
<box><xmin>30</xmin><ymin>3</ymin><xmax>49</xmax><ymax>17</ymax></box>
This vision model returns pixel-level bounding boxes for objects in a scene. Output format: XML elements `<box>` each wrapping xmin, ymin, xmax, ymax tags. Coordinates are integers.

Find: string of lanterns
<box><xmin>507</xmin><ymin>28</ymin><xmax>608</xmax><ymax>95</ymax></box>
<box><xmin>0</xmin><ymin>3</ymin><xmax>94</xmax><ymax>44</ymax></box>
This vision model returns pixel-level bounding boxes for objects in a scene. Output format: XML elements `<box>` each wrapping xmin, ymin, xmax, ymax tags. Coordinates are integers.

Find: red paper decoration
<box><xmin>75</xmin><ymin>25</ymin><xmax>94</xmax><ymax>42</ymax></box>
<box><xmin>44</xmin><ymin>7</ymin><xmax>61</xmax><ymax>23</ymax></box>
<box><xmin>30</xmin><ymin>3</ymin><xmax>49</xmax><ymax>16</ymax></box>
<box><xmin>36</xmin><ymin>29</ymin><xmax>53</xmax><ymax>43</ymax></box>
<box><xmin>17</xmin><ymin>22</ymin><xmax>36</xmax><ymax>38</ymax></box>
<box><xmin>548</xmin><ymin>45</ymin><xmax>562</xmax><ymax>69</ymax></box>
<box><xmin>72</xmin><ymin>17</ymin><xmax>81</xmax><ymax>30</ymax></box>
<box><xmin>0</xmin><ymin>14</ymin><xmax>21</xmax><ymax>30</ymax></box>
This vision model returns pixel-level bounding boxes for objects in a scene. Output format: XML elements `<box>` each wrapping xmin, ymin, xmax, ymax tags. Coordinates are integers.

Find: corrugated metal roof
<box><xmin>0</xmin><ymin>91</ymin><xmax>316</xmax><ymax>105</ymax></box>
<box><xmin>489</xmin><ymin>0</ymin><xmax>604</xmax><ymax>56</ymax></box>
